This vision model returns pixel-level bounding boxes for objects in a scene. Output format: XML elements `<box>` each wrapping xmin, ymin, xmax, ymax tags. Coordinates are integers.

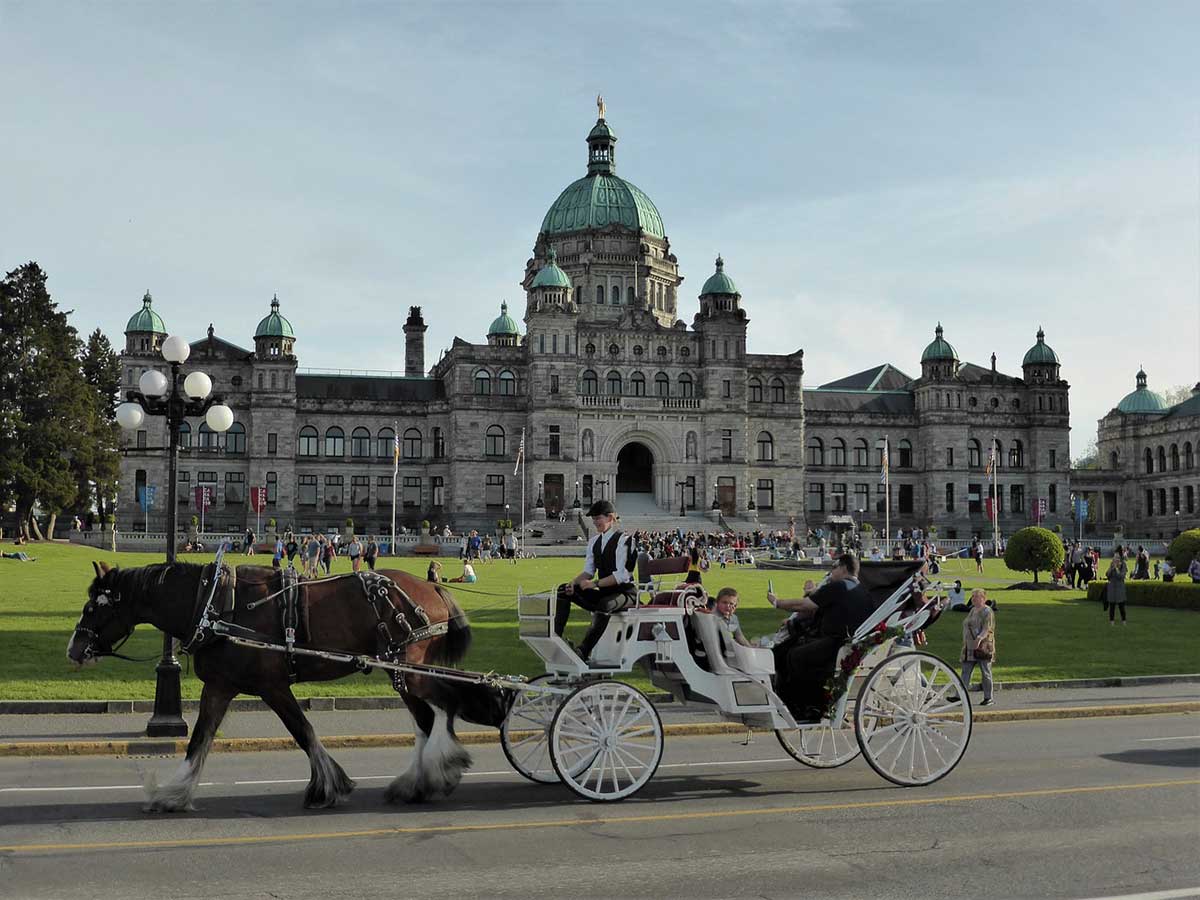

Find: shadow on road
<box><xmin>1099</xmin><ymin>747</ymin><xmax>1200</xmax><ymax>768</ymax></box>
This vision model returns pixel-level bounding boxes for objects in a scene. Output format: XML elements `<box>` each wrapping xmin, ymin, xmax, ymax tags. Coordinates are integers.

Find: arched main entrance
<box><xmin>616</xmin><ymin>442</ymin><xmax>654</xmax><ymax>494</ymax></box>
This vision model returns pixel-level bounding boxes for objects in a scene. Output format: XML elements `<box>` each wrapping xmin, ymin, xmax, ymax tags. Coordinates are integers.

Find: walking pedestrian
<box><xmin>321</xmin><ymin>537</ymin><xmax>334</xmax><ymax>576</ymax></box>
<box><xmin>1105</xmin><ymin>547</ymin><xmax>1129</xmax><ymax>625</ymax></box>
<box><xmin>364</xmin><ymin>538</ymin><xmax>378</xmax><ymax>571</ymax></box>
<box><xmin>348</xmin><ymin>535</ymin><xmax>363</xmax><ymax>573</ymax></box>
<box><xmin>960</xmin><ymin>589</ymin><xmax>995</xmax><ymax>706</ymax></box>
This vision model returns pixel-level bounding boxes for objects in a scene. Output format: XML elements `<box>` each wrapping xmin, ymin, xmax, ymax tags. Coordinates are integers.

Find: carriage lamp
<box><xmin>115</xmin><ymin>333</ymin><xmax>233</xmax><ymax>738</ymax></box>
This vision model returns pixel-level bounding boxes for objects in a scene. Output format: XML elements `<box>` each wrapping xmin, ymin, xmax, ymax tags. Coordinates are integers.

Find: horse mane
<box><xmin>106</xmin><ymin>562</ymin><xmax>205</xmax><ymax>606</ymax></box>
<box><xmin>428</xmin><ymin>583</ymin><xmax>472</xmax><ymax>666</ymax></box>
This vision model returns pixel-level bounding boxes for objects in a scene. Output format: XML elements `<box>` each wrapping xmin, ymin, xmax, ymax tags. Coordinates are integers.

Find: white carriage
<box><xmin>500</xmin><ymin>558</ymin><xmax>972</xmax><ymax>802</ymax></box>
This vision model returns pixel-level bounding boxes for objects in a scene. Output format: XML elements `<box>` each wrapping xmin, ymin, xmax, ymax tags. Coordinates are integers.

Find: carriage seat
<box><xmin>636</xmin><ymin>553</ymin><xmax>691</xmax><ymax>606</ymax></box>
<box><xmin>689</xmin><ymin>612</ymin><xmax>774</xmax><ymax>676</ymax></box>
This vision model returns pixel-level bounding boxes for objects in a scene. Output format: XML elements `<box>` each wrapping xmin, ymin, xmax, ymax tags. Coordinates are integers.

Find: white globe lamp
<box><xmin>205</xmin><ymin>403</ymin><xmax>234</xmax><ymax>433</ymax></box>
<box><xmin>138</xmin><ymin>369</ymin><xmax>169</xmax><ymax>398</ymax></box>
<box><xmin>161</xmin><ymin>335</ymin><xmax>191</xmax><ymax>364</ymax></box>
<box><xmin>115</xmin><ymin>402</ymin><xmax>145</xmax><ymax>430</ymax></box>
<box><xmin>183</xmin><ymin>371</ymin><xmax>212</xmax><ymax>400</ymax></box>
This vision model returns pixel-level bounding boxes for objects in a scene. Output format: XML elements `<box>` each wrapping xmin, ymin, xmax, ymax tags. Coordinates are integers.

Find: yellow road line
<box><xmin>2</xmin><ymin>778</ymin><xmax>1196</xmax><ymax>855</ymax></box>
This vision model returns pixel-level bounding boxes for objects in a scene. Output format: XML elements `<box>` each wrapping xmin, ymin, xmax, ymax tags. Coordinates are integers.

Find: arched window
<box><xmin>1186</xmin><ymin>442</ymin><xmax>1194</xmax><ymax>469</ymax></box>
<box><xmin>657</xmin><ymin>346</ymin><xmax>668</xmax><ymax>359</ymax></box>
<box><xmin>611</xmin><ymin>285</ymin><xmax>620</xmax><ymax>305</ymax></box>
<box><xmin>325</xmin><ymin>426</ymin><xmax>345</xmax><ymax>457</ymax></box>
<box><xmin>485</xmin><ymin>425</ymin><xmax>505</xmax><ymax>457</ymax></box>
<box><xmin>630</xmin><ymin>371</ymin><xmax>646</xmax><ymax>396</ymax></box>
<box><xmin>1008</xmin><ymin>439</ymin><xmax>1024</xmax><ymax>468</ymax></box>
<box><xmin>498</xmin><ymin>370</ymin><xmax>516</xmax><ymax>396</ymax></box>
<box><xmin>898</xmin><ymin>439</ymin><xmax>912</xmax><ymax>469</ymax></box>
<box><xmin>198</xmin><ymin>422</ymin><xmax>219</xmax><ymax>452</ymax></box>
<box><xmin>403</xmin><ymin>427</ymin><xmax>422</xmax><ymax>459</ymax></box>
<box><xmin>298</xmin><ymin>425</ymin><xmax>318</xmax><ymax>457</ymax></box>
<box><xmin>1109</xmin><ymin>450</ymin><xmax>1120</xmax><ymax>470</ymax></box>
<box><xmin>351</xmin><ymin>427</ymin><xmax>371</xmax><ymax>457</ymax></box>
<box><xmin>585</xmin><ymin>342</ymin><xmax>595</xmax><ymax>355</ymax></box>
<box><xmin>606</xmin><ymin>370</ymin><xmax>622</xmax><ymax>395</ymax></box>
<box><xmin>807</xmin><ymin>437</ymin><xmax>824</xmax><ymax>467</ymax></box>
<box><xmin>1157</xmin><ymin>446</ymin><xmax>1167</xmax><ymax>472</ymax></box>
<box><xmin>225</xmin><ymin>422</ymin><xmax>246</xmax><ymax>455</ymax></box>
<box><xmin>770</xmin><ymin>378</ymin><xmax>785</xmax><ymax>403</ymax></box>
<box><xmin>474</xmin><ymin>369</ymin><xmax>491</xmax><ymax>395</ymax></box>
<box><xmin>178</xmin><ymin>421</ymin><xmax>192</xmax><ymax>451</ymax></box>
<box><xmin>627</xmin><ymin>286</ymin><xmax>635</xmax><ymax>304</ymax></box>
<box><xmin>581</xmin><ymin>370</ymin><xmax>598</xmax><ymax>395</ymax></box>
<box><xmin>968</xmin><ymin>439</ymin><xmax>982</xmax><ymax>469</ymax></box>
<box><xmin>1171</xmin><ymin>444</ymin><xmax>1180</xmax><ymax>471</ymax></box>
<box><xmin>831</xmin><ymin>438</ymin><xmax>846</xmax><ymax>467</ymax></box>
<box><xmin>748</xmin><ymin>378</ymin><xmax>763</xmax><ymax>403</ymax></box>
<box><xmin>757</xmin><ymin>431</ymin><xmax>774</xmax><ymax>462</ymax></box>
<box><xmin>853</xmin><ymin>439</ymin><xmax>868</xmax><ymax>467</ymax></box>
<box><xmin>679</xmin><ymin>372</ymin><xmax>694</xmax><ymax>398</ymax></box>
<box><xmin>595</xmin><ymin>285</ymin><xmax>605</xmax><ymax>304</ymax></box>
<box><xmin>1144</xmin><ymin>448</ymin><xmax>1154</xmax><ymax>473</ymax></box>
<box><xmin>654</xmin><ymin>372</ymin><xmax>670</xmax><ymax>397</ymax></box>
<box><xmin>376</xmin><ymin>427</ymin><xmax>395</xmax><ymax>459</ymax></box>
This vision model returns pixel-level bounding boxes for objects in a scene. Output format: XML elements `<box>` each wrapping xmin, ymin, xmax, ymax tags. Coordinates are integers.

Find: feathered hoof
<box><xmin>384</xmin><ymin>773</ymin><xmax>431</xmax><ymax>805</ymax></box>
<box><xmin>142</xmin><ymin>778</ymin><xmax>197</xmax><ymax>813</ymax></box>
<box><xmin>303</xmin><ymin>762</ymin><xmax>357</xmax><ymax>808</ymax></box>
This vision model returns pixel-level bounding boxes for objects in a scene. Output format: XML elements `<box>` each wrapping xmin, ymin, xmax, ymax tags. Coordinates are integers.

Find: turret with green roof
<box><xmin>487</xmin><ymin>302</ymin><xmax>521</xmax><ymax>348</ymax></box>
<box><xmin>124</xmin><ymin>291</ymin><xmax>167</xmax><ymax>354</ymax></box>
<box><xmin>254</xmin><ymin>295</ymin><xmax>296</xmax><ymax>360</ymax></box>
<box><xmin>1116</xmin><ymin>368</ymin><xmax>1168</xmax><ymax>414</ymax></box>
<box><xmin>1022</xmin><ymin>327</ymin><xmax>1061</xmax><ymax>382</ymax></box>
<box><xmin>920</xmin><ymin>323</ymin><xmax>959</xmax><ymax>381</ymax></box>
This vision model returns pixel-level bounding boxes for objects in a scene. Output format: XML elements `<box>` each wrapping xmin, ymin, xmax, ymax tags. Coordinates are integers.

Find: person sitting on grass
<box><xmin>1160</xmin><ymin>558</ymin><xmax>1175</xmax><ymax>582</ymax></box>
<box><xmin>946</xmin><ymin>579</ymin><xmax>969</xmax><ymax>611</ymax></box>
<box><xmin>426</xmin><ymin>560</ymin><xmax>443</xmax><ymax>583</ymax></box>
<box><xmin>1189</xmin><ymin>553</ymin><xmax>1200</xmax><ymax>584</ymax></box>
<box><xmin>447</xmin><ymin>562</ymin><xmax>477</xmax><ymax>584</ymax></box>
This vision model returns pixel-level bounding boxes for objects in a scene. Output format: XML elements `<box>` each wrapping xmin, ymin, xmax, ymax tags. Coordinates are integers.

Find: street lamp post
<box><xmin>115</xmin><ymin>334</ymin><xmax>232</xmax><ymax>738</ymax></box>
<box><xmin>675</xmin><ymin>480</ymin><xmax>686</xmax><ymax>517</ymax></box>
<box><xmin>573</xmin><ymin>481</ymin><xmax>581</xmax><ymax>509</ymax></box>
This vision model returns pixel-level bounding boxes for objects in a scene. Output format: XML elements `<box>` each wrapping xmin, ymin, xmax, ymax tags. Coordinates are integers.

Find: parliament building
<box><xmin>117</xmin><ymin>108</ymin><xmax>1072</xmax><ymax>540</ymax></box>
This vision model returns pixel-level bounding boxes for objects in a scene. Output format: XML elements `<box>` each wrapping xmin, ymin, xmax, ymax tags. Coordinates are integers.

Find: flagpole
<box><xmin>884</xmin><ymin>435</ymin><xmax>890</xmax><ymax>550</ymax></box>
<box><xmin>390</xmin><ymin>420</ymin><xmax>398</xmax><ymax>555</ymax></box>
<box><xmin>991</xmin><ymin>434</ymin><xmax>999</xmax><ymax>556</ymax></box>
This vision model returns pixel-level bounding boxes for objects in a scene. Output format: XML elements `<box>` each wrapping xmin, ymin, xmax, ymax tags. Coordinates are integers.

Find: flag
<box><xmin>879</xmin><ymin>444</ymin><xmax>889</xmax><ymax>484</ymax></box>
<box><xmin>513</xmin><ymin>429</ymin><xmax>525</xmax><ymax>476</ymax></box>
<box><xmin>393</xmin><ymin>428</ymin><xmax>400</xmax><ymax>473</ymax></box>
<box><xmin>984</xmin><ymin>443</ymin><xmax>996</xmax><ymax>476</ymax></box>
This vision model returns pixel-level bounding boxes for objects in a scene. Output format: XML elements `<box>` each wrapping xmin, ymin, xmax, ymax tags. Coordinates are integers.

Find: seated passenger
<box><xmin>710</xmin><ymin>587</ymin><xmax>752</xmax><ymax>647</ymax></box>
<box><xmin>767</xmin><ymin>552</ymin><xmax>874</xmax><ymax>721</ymax></box>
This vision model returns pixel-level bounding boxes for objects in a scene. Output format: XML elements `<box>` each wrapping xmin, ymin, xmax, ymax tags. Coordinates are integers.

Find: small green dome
<box><xmin>1022</xmin><ymin>327</ymin><xmax>1060</xmax><ymax>366</ymax></box>
<box><xmin>530</xmin><ymin>248</ymin><xmax>573</xmax><ymax>290</ymax></box>
<box><xmin>488</xmin><ymin>302</ymin><xmax>520</xmax><ymax>336</ymax></box>
<box><xmin>1117</xmin><ymin>368</ymin><xmax>1168</xmax><ymax>414</ymax></box>
<box><xmin>921</xmin><ymin>323</ymin><xmax>958</xmax><ymax>362</ymax></box>
<box><xmin>700</xmin><ymin>255</ymin><xmax>738</xmax><ymax>296</ymax></box>
<box><xmin>588</xmin><ymin>119</ymin><xmax>616</xmax><ymax>140</ymax></box>
<box><xmin>126</xmin><ymin>291</ymin><xmax>166</xmax><ymax>334</ymax></box>
<box><xmin>254</xmin><ymin>295</ymin><xmax>295</xmax><ymax>339</ymax></box>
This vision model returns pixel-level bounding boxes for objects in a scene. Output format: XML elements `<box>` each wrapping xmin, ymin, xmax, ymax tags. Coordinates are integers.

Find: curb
<box><xmin>1</xmin><ymin>701</ymin><xmax>1195</xmax><ymax>759</ymax></box>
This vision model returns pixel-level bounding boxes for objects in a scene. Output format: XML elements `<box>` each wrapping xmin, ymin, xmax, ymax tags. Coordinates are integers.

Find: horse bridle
<box><xmin>75</xmin><ymin>591</ymin><xmax>155</xmax><ymax>662</ymax></box>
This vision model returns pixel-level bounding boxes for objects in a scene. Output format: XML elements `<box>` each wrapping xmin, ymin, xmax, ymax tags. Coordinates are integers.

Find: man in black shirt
<box><xmin>768</xmin><ymin>552</ymin><xmax>874</xmax><ymax>720</ymax></box>
<box><xmin>555</xmin><ymin>500</ymin><xmax>637</xmax><ymax>661</ymax></box>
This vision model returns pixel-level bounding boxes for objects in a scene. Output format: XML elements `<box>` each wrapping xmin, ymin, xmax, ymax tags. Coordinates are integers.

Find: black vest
<box><xmin>590</xmin><ymin>530</ymin><xmax>628</xmax><ymax>579</ymax></box>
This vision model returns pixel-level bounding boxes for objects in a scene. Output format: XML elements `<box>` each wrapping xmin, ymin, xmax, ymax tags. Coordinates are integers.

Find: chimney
<box><xmin>403</xmin><ymin>307</ymin><xmax>427</xmax><ymax>377</ymax></box>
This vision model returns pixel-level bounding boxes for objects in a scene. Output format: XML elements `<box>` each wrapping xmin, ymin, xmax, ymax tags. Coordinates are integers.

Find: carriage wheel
<box><xmin>549</xmin><ymin>681</ymin><xmax>663</xmax><ymax>802</ymax></box>
<box><xmin>854</xmin><ymin>651</ymin><xmax>971</xmax><ymax>787</ymax></box>
<box><xmin>500</xmin><ymin>675</ymin><xmax>565</xmax><ymax>783</ymax></box>
<box><xmin>776</xmin><ymin>698</ymin><xmax>861</xmax><ymax>768</ymax></box>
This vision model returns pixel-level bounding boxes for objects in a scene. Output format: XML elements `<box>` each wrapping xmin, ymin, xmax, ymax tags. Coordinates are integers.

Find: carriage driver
<box><xmin>555</xmin><ymin>500</ymin><xmax>638</xmax><ymax>662</ymax></box>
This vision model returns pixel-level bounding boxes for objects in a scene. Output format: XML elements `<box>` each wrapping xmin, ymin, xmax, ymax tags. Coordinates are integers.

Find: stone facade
<box><xmin>116</xmin><ymin>111</ymin><xmax>1071</xmax><ymax>540</ymax></box>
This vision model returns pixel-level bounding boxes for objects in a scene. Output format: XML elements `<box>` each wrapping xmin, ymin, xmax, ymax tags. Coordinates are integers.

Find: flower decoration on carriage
<box><xmin>821</xmin><ymin>624</ymin><xmax>906</xmax><ymax>718</ymax></box>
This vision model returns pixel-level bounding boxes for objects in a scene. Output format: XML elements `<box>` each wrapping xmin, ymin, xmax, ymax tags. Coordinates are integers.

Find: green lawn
<box><xmin>1</xmin><ymin>543</ymin><xmax>1196</xmax><ymax>700</ymax></box>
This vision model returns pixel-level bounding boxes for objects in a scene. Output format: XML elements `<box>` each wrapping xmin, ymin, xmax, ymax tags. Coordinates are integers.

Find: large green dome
<box><xmin>255</xmin><ymin>295</ymin><xmax>295</xmax><ymax>339</ymax></box>
<box><xmin>1022</xmin><ymin>327</ymin><xmax>1060</xmax><ymax>366</ymax></box>
<box><xmin>1117</xmin><ymin>368</ymin><xmax>1168</xmax><ymax>414</ymax></box>
<box><xmin>530</xmin><ymin>248</ymin><xmax>572</xmax><ymax>289</ymax></box>
<box><xmin>126</xmin><ymin>291</ymin><xmax>166</xmax><ymax>334</ymax></box>
<box><xmin>541</xmin><ymin>174</ymin><xmax>665</xmax><ymax>238</ymax></box>
<box><xmin>488</xmin><ymin>302</ymin><xmax>520</xmax><ymax>336</ymax></box>
<box><xmin>700</xmin><ymin>256</ymin><xmax>738</xmax><ymax>296</ymax></box>
<box><xmin>921</xmin><ymin>323</ymin><xmax>958</xmax><ymax>362</ymax></box>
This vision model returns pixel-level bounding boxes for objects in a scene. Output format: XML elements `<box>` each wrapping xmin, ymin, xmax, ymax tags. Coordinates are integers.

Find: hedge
<box><xmin>1085</xmin><ymin>580</ymin><xmax>1200</xmax><ymax>610</ymax></box>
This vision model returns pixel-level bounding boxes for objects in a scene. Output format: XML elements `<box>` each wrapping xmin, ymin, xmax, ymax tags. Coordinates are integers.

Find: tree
<box><xmin>1166</xmin><ymin>529</ymin><xmax>1200</xmax><ymax>573</ymax></box>
<box><xmin>1003</xmin><ymin>526</ymin><xmax>1064</xmax><ymax>583</ymax></box>
<box><xmin>1163</xmin><ymin>384</ymin><xmax>1193</xmax><ymax>407</ymax></box>
<box><xmin>1072</xmin><ymin>438</ymin><xmax>1099</xmax><ymax>470</ymax></box>
<box><xmin>78</xmin><ymin>328</ymin><xmax>121</xmax><ymax>520</ymax></box>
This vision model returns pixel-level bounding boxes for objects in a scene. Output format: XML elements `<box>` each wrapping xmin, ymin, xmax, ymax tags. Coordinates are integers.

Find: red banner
<box><xmin>249</xmin><ymin>486</ymin><xmax>267</xmax><ymax>513</ymax></box>
<box><xmin>194</xmin><ymin>485</ymin><xmax>213</xmax><ymax>510</ymax></box>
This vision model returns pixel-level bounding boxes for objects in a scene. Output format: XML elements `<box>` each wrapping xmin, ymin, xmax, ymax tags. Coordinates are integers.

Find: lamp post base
<box><xmin>146</xmin><ymin>658</ymin><xmax>188</xmax><ymax>738</ymax></box>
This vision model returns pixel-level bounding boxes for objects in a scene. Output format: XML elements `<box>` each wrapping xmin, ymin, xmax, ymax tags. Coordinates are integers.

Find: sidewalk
<box><xmin>0</xmin><ymin>681</ymin><xmax>1196</xmax><ymax>757</ymax></box>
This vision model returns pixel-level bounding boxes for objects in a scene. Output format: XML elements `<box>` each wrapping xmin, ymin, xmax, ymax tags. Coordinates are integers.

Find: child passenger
<box><xmin>712</xmin><ymin>587</ymin><xmax>753</xmax><ymax>648</ymax></box>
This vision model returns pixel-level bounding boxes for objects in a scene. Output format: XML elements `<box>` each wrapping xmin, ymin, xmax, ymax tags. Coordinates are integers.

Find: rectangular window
<box><xmin>403</xmin><ymin>476</ymin><xmax>421</xmax><ymax>508</ymax></box>
<box><xmin>945</xmin><ymin>482</ymin><xmax>955</xmax><ymax>512</ymax></box>
<box><xmin>898</xmin><ymin>483</ymin><xmax>913</xmax><ymax>514</ymax></box>
<box><xmin>968</xmin><ymin>483</ymin><xmax>982</xmax><ymax>514</ymax></box>
<box><xmin>136</xmin><ymin>430</ymin><xmax>147</xmax><ymax>449</ymax></box>
<box><xmin>831</xmin><ymin>483</ymin><xmax>847</xmax><ymax>513</ymax></box>
<box><xmin>552</xmin><ymin>333</ymin><xmax>558</xmax><ymax>354</ymax></box>
<box><xmin>266</xmin><ymin>471</ymin><xmax>277</xmax><ymax>505</ymax></box>
<box><xmin>722</xmin><ymin>379</ymin><xmax>731</xmax><ymax>398</ymax></box>
<box><xmin>432</xmin><ymin>427</ymin><xmax>445</xmax><ymax>459</ymax></box>
<box><xmin>721</xmin><ymin>429</ymin><xmax>733</xmax><ymax>460</ymax></box>
<box><xmin>298</xmin><ymin>475</ymin><xmax>317</xmax><ymax>506</ymax></box>
<box><xmin>225</xmin><ymin>472</ymin><xmax>245</xmax><ymax>507</ymax></box>
<box><xmin>582</xmin><ymin>475</ymin><xmax>593</xmax><ymax>501</ymax></box>
<box><xmin>324</xmin><ymin>475</ymin><xmax>343</xmax><ymax>507</ymax></box>
<box><xmin>267</xmin><ymin>432</ymin><xmax>277</xmax><ymax>455</ymax></box>
<box><xmin>756</xmin><ymin>478</ymin><xmax>774</xmax><ymax>510</ymax></box>
<box><xmin>1049</xmin><ymin>448</ymin><xmax>1056</xmax><ymax>469</ymax></box>
<box><xmin>1186</xmin><ymin>485</ymin><xmax>1194</xmax><ymax>514</ymax></box>
<box><xmin>485</xmin><ymin>474</ymin><xmax>505</xmax><ymax>507</ymax></box>
<box><xmin>1010</xmin><ymin>484</ymin><xmax>1025</xmax><ymax>513</ymax></box>
<box><xmin>946</xmin><ymin>447</ymin><xmax>954</xmax><ymax>467</ymax></box>
<box><xmin>539</xmin><ymin>334</ymin><xmax>545</xmax><ymax>354</ymax></box>
<box><xmin>1145</xmin><ymin>489</ymin><xmax>1154</xmax><ymax>517</ymax></box>
<box><xmin>854</xmin><ymin>483</ymin><xmax>869</xmax><ymax>514</ymax></box>
<box><xmin>550</xmin><ymin>374</ymin><xmax>559</xmax><ymax>394</ymax></box>
<box><xmin>351</xmin><ymin>475</ymin><xmax>370</xmax><ymax>507</ymax></box>
<box><xmin>178</xmin><ymin>471</ymin><xmax>190</xmax><ymax>506</ymax></box>
<box><xmin>431</xmin><ymin>476</ymin><xmax>444</xmax><ymax>508</ymax></box>
<box><xmin>377</xmin><ymin>475</ymin><xmax>393</xmax><ymax>508</ymax></box>
<box><xmin>1048</xmin><ymin>482</ymin><xmax>1057</xmax><ymax>513</ymax></box>
<box><xmin>548</xmin><ymin>425</ymin><xmax>560</xmax><ymax>458</ymax></box>
<box><xmin>565</xmin><ymin>334</ymin><xmax>570</xmax><ymax>355</ymax></box>
<box><xmin>685</xmin><ymin>475</ymin><xmax>696</xmax><ymax>509</ymax></box>
<box><xmin>808</xmin><ymin>483</ymin><xmax>824</xmax><ymax>513</ymax></box>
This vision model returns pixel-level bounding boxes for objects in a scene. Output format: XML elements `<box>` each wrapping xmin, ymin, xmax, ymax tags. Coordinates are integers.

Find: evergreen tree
<box><xmin>79</xmin><ymin>328</ymin><xmax>121</xmax><ymax>520</ymax></box>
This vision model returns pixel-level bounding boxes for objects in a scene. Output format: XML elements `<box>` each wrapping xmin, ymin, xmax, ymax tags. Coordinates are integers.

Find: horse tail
<box><xmin>429</xmin><ymin>584</ymin><xmax>472</xmax><ymax>667</ymax></box>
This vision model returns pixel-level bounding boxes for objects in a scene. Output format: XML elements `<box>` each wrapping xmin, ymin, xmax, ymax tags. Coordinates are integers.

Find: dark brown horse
<box><xmin>67</xmin><ymin>561</ymin><xmax>510</xmax><ymax>811</ymax></box>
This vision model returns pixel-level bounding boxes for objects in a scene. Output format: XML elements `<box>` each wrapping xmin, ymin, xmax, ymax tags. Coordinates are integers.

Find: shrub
<box><xmin>1086</xmin><ymin>581</ymin><xmax>1200</xmax><ymax>610</ymax></box>
<box><xmin>344</xmin><ymin>517</ymin><xmax>354</xmax><ymax>528</ymax></box>
<box><xmin>1004</xmin><ymin>526</ymin><xmax>1064</xmax><ymax>583</ymax></box>
<box><xmin>267</xmin><ymin>517</ymin><xmax>277</xmax><ymax>531</ymax></box>
<box><xmin>1167</xmin><ymin>529</ymin><xmax>1200</xmax><ymax>573</ymax></box>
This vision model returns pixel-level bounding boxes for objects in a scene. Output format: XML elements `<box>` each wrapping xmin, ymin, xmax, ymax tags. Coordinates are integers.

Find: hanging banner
<box><xmin>249</xmin><ymin>486</ymin><xmax>268</xmax><ymax>513</ymax></box>
<box><xmin>194</xmin><ymin>485</ymin><xmax>213</xmax><ymax>510</ymax></box>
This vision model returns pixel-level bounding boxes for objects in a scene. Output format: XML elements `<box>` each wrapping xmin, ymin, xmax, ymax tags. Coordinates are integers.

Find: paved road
<box><xmin>1</xmin><ymin>714</ymin><xmax>1198</xmax><ymax>900</ymax></box>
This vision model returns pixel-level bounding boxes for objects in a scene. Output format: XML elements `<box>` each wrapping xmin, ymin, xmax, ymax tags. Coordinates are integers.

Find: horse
<box><xmin>67</xmin><ymin>560</ymin><xmax>511</xmax><ymax>812</ymax></box>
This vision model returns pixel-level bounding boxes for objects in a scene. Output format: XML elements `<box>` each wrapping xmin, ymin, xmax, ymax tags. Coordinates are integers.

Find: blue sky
<box><xmin>2</xmin><ymin>0</ymin><xmax>1197</xmax><ymax>449</ymax></box>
